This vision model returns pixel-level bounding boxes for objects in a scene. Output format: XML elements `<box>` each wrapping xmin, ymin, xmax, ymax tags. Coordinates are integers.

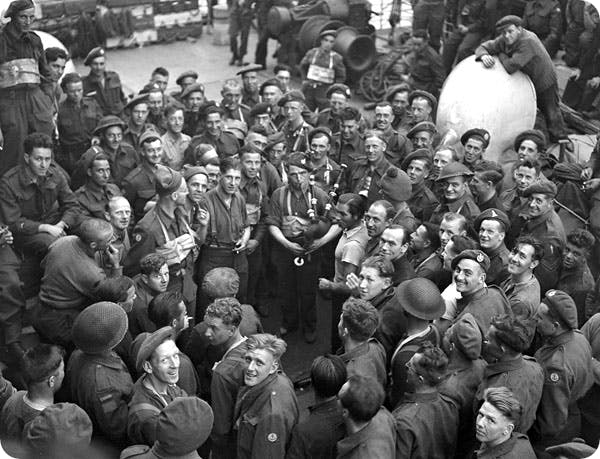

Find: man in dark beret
<box><xmin>461</xmin><ymin>128</ymin><xmax>490</xmax><ymax>169</ymax></box>
<box><xmin>316</xmin><ymin>83</ymin><xmax>351</xmax><ymax>134</ymax></box>
<box><xmin>237</xmin><ymin>64</ymin><xmax>262</xmax><ymax>107</ymax></box>
<box><xmin>385</xmin><ymin>83</ymin><xmax>411</xmax><ymax>130</ymax></box>
<box><xmin>82</xmin><ymin>47</ymin><xmax>127</xmax><ymax>117</ymax></box>
<box><xmin>186</xmin><ymin>106</ymin><xmax>241</xmax><ymax>158</ymax></box>
<box><xmin>407</xmin><ymin>120</ymin><xmax>437</xmax><ymax>152</ymax></box>
<box><xmin>0</xmin><ymin>0</ymin><xmax>55</xmax><ymax>176</ymax></box>
<box><xmin>474</xmin><ymin>208</ymin><xmax>510</xmax><ymax>285</ymax></box>
<box><xmin>171</xmin><ymin>70</ymin><xmax>198</xmax><ymax>103</ymax></box>
<box><xmin>279</xmin><ymin>90</ymin><xmax>312</xmax><ymax>153</ymax></box>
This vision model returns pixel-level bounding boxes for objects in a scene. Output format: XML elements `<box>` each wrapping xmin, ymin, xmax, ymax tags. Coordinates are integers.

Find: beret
<box><xmin>72</xmin><ymin>302</ymin><xmax>128</xmax><ymax>354</ymax></box>
<box><xmin>204</xmin><ymin>104</ymin><xmax>224</xmax><ymax>117</ymax></box>
<box><xmin>474</xmin><ymin>208</ymin><xmax>510</xmax><ymax>232</ymax></box>
<box><xmin>448</xmin><ymin>313</ymin><xmax>482</xmax><ymax>360</ymax></box>
<box><xmin>407</xmin><ymin>121</ymin><xmax>437</xmax><ymax>138</ymax></box>
<box><xmin>125</xmin><ymin>93</ymin><xmax>149</xmax><ymax>111</ymax></box>
<box><xmin>451</xmin><ymin>249</ymin><xmax>491</xmax><ymax>272</ymax></box>
<box><xmin>93</xmin><ymin>115</ymin><xmax>125</xmax><ymax>135</ymax></box>
<box><xmin>175</xmin><ymin>70</ymin><xmax>198</xmax><ymax>86</ymax></box>
<box><xmin>135</xmin><ymin>326</ymin><xmax>176</xmax><ymax>372</ymax></box>
<box><xmin>522</xmin><ymin>180</ymin><xmax>557</xmax><ymax>198</ymax></box>
<box><xmin>401</xmin><ymin>148</ymin><xmax>432</xmax><ymax>170</ymax></box>
<box><xmin>395</xmin><ymin>278</ymin><xmax>445</xmax><ymax>320</ymax></box>
<box><xmin>180</xmin><ymin>83</ymin><xmax>205</xmax><ymax>100</ymax></box>
<box><xmin>224</xmin><ymin>119</ymin><xmax>248</xmax><ymax>141</ymax></box>
<box><xmin>154</xmin><ymin>164</ymin><xmax>183</xmax><ymax>194</ymax></box>
<box><xmin>461</xmin><ymin>128</ymin><xmax>490</xmax><ymax>149</ymax></box>
<box><xmin>78</xmin><ymin>145</ymin><xmax>105</xmax><ymax>171</ymax></box>
<box><xmin>385</xmin><ymin>83</ymin><xmax>411</xmax><ymax>102</ymax></box>
<box><xmin>250</xmin><ymin>102</ymin><xmax>272</xmax><ymax>117</ymax></box>
<box><xmin>326</xmin><ymin>83</ymin><xmax>351</xmax><ymax>99</ymax></box>
<box><xmin>5</xmin><ymin>0</ymin><xmax>33</xmax><ymax>17</ymax></box>
<box><xmin>319</xmin><ymin>29</ymin><xmax>337</xmax><ymax>39</ymax></box>
<box><xmin>546</xmin><ymin>440</ymin><xmax>597</xmax><ymax>458</ymax></box>
<box><xmin>156</xmin><ymin>397</ymin><xmax>214</xmax><ymax>454</ymax></box>
<box><xmin>182</xmin><ymin>165</ymin><xmax>208</xmax><ymax>182</ymax></box>
<box><xmin>408</xmin><ymin>89</ymin><xmax>437</xmax><ymax>110</ymax></box>
<box><xmin>287</xmin><ymin>151</ymin><xmax>311</xmax><ymax>171</ymax></box>
<box><xmin>202</xmin><ymin>267</ymin><xmax>240</xmax><ymax>298</ymax></box>
<box><xmin>513</xmin><ymin>129</ymin><xmax>546</xmax><ymax>153</ymax></box>
<box><xmin>278</xmin><ymin>90</ymin><xmax>306</xmax><ymax>107</ymax></box>
<box><xmin>492</xmin><ymin>315</ymin><xmax>535</xmax><ymax>352</ymax></box>
<box><xmin>436</xmin><ymin>162</ymin><xmax>474</xmax><ymax>181</ymax></box>
<box><xmin>83</xmin><ymin>47</ymin><xmax>105</xmax><ymax>66</ymax></box>
<box><xmin>495</xmin><ymin>15</ymin><xmax>522</xmax><ymax>30</ymax></box>
<box><xmin>138</xmin><ymin>129</ymin><xmax>162</xmax><ymax>147</ymax></box>
<box><xmin>236</xmin><ymin>63</ymin><xmax>262</xmax><ymax>76</ymax></box>
<box><xmin>259</xmin><ymin>78</ymin><xmax>283</xmax><ymax>95</ymax></box>
<box><xmin>266</xmin><ymin>132</ymin><xmax>286</xmax><ymax>150</ymax></box>
<box><xmin>378</xmin><ymin>167</ymin><xmax>412</xmax><ymax>202</ymax></box>
<box><xmin>542</xmin><ymin>289</ymin><xmax>578</xmax><ymax>329</ymax></box>
<box><xmin>308</xmin><ymin>126</ymin><xmax>332</xmax><ymax>145</ymax></box>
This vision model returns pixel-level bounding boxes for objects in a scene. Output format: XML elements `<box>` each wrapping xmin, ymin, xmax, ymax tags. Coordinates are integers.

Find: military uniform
<box><xmin>0</xmin><ymin>243</ymin><xmax>25</xmax><ymax>348</ymax></box>
<box><xmin>128</xmin><ymin>276</ymin><xmax>158</xmax><ymax>338</ymax></box>
<box><xmin>66</xmin><ymin>350</ymin><xmax>134</xmax><ymax>444</ymax></box>
<box><xmin>475</xmin><ymin>356</ymin><xmax>544</xmax><ymax>432</ymax></box>
<box><xmin>75</xmin><ymin>181</ymin><xmax>122</xmax><ymax>220</ymax></box>
<box><xmin>343</xmin><ymin>157</ymin><xmax>393</xmax><ymax>205</ymax></box>
<box><xmin>222</xmin><ymin>103</ymin><xmax>251</xmax><ymax>125</ymax></box>
<box><xmin>98</xmin><ymin>141</ymin><xmax>139</xmax><ymax>188</ymax></box>
<box><xmin>146</xmin><ymin>112</ymin><xmax>167</xmax><ymax>135</ymax></box>
<box><xmin>557</xmin><ymin>263</ymin><xmax>595</xmax><ymax>327</ymax></box>
<box><xmin>123</xmin><ymin>122</ymin><xmax>156</xmax><ymax>153</ymax></box>
<box><xmin>309</xmin><ymin>157</ymin><xmax>342</xmax><ymax>194</ymax></box>
<box><xmin>410</xmin><ymin>249</ymin><xmax>442</xmax><ymax>281</ymax></box>
<box><xmin>522</xmin><ymin>0</ymin><xmax>562</xmax><ymax>57</ymax></box>
<box><xmin>122</xmin><ymin>163</ymin><xmax>157</xmax><ymax>223</ymax></box>
<box><xmin>482</xmin><ymin>243</ymin><xmax>510</xmax><ymax>286</ymax></box>
<box><xmin>380</xmin><ymin>126</ymin><xmax>413</xmax><ymax>167</ymax></box>
<box><xmin>162</xmin><ymin>131</ymin><xmax>191</xmax><ymax>171</ymax></box>
<box><xmin>228</xmin><ymin>0</ymin><xmax>254</xmax><ymax>65</ymax></box>
<box><xmin>281</xmin><ymin>120</ymin><xmax>311</xmax><ymax>154</ymax></box>
<box><xmin>234</xmin><ymin>372</ymin><xmax>299</xmax><ymax>459</ymax></box>
<box><xmin>187</xmin><ymin>131</ymin><xmax>241</xmax><ymax>158</ymax></box>
<box><xmin>300</xmin><ymin>47</ymin><xmax>346</xmax><ymax>111</ymax></box>
<box><xmin>337</xmin><ymin>407</ymin><xmax>397</xmax><ymax>459</ymax></box>
<box><xmin>183</xmin><ymin>110</ymin><xmax>202</xmax><ymax>137</ymax></box>
<box><xmin>83</xmin><ymin>70</ymin><xmax>127</xmax><ymax>117</ymax></box>
<box><xmin>339</xmin><ymin>338</ymin><xmax>387</xmax><ymax>388</ymax></box>
<box><xmin>407</xmin><ymin>181</ymin><xmax>439</xmax><ymax>223</ymax></box>
<box><xmin>429</xmin><ymin>192</ymin><xmax>481</xmax><ymax>225</ymax></box>
<box><xmin>412</xmin><ymin>0</ymin><xmax>445</xmax><ymax>51</ymax></box>
<box><xmin>500</xmin><ymin>274</ymin><xmax>541</xmax><ymax>320</ymax></box>
<box><xmin>330</xmin><ymin>133</ymin><xmax>366</xmax><ymax>169</ymax></box>
<box><xmin>455</xmin><ymin>286</ymin><xmax>511</xmax><ymax>333</ymax></box>
<box><xmin>407</xmin><ymin>44</ymin><xmax>446</xmax><ymax>97</ymax></box>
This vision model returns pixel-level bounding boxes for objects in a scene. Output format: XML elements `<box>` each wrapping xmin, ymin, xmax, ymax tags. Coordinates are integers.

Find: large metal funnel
<box><xmin>333</xmin><ymin>26</ymin><xmax>376</xmax><ymax>73</ymax></box>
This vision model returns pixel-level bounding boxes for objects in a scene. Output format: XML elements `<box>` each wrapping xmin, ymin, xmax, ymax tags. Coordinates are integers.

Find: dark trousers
<box><xmin>271</xmin><ymin>242</ymin><xmax>321</xmax><ymax>333</ymax></box>
<box><xmin>254</xmin><ymin>22</ymin><xmax>270</xmax><ymax>67</ymax></box>
<box><xmin>246</xmin><ymin>243</ymin><xmax>263</xmax><ymax>306</ymax></box>
<box><xmin>412</xmin><ymin>0</ymin><xmax>445</xmax><ymax>51</ymax></box>
<box><xmin>0</xmin><ymin>246</ymin><xmax>25</xmax><ymax>345</ymax></box>
<box><xmin>229</xmin><ymin>12</ymin><xmax>252</xmax><ymax>59</ymax></box>
<box><xmin>301</xmin><ymin>82</ymin><xmax>330</xmax><ymax>112</ymax></box>
<box><xmin>14</xmin><ymin>232</ymin><xmax>58</xmax><ymax>259</ymax></box>
<box><xmin>537</xmin><ymin>85</ymin><xmax>567</xmax><ymax>142</ymax></box>
<box><xmin>0</xmin><ymin>86</ymin><xmax>54</xmax><ymax>177</ymax></box>
<box><xmin>33</xmin><ymin>302</ymin><xmax>79</xmax><ymax>352</ymax></box>
<box><xmin>442</xmin><ymin>31</ymin><xmax>485</xmax><ymax>74</ymax></box>
<box><xmin>194</xmin><ymin>246</ymin><xmax>248</xmax><ymax>321</ymax></box>
<box><xmin>330</xmin><ymin>293</ymin><xmax>348</xmax><ymax>353</ymax></box>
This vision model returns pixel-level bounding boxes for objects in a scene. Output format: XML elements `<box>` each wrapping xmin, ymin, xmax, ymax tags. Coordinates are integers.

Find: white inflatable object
<box><xmin>436</xmin><ymin>55</ymin><xmax>537</xmax><ymax>163</ymax></box>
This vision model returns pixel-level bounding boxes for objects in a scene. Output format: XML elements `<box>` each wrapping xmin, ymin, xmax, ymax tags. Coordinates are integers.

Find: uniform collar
<box><xmin>484</xmin><ymin>355</ymin><xmax>524</xmax><ymax>377</ymax></box>
<box><xmin>402</xmin><ymin>391</ymin><xmax>440</xmax><ymax>403</ymax></box>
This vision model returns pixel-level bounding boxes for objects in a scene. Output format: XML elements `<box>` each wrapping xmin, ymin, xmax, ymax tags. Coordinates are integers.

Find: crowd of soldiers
<box><xmin>0</xmin><ymin>0</ymin><xmax>600</xmax><ymax>457</ymax></box>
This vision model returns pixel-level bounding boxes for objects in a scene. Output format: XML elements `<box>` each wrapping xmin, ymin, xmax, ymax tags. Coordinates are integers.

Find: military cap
<box><xmin>408</xmin><ymin>89</ymin><xmax>437</xmax><ymax>110</ymax></box>
<box><xmin>308</xmin><ymin>126</ymin><xmax>332</xmax><ymax>144</ymax></box>
<box><xmin>180</xmin><ymin>83</ymin><xmax>205</xmax><ymax>100</ymax></box>
<box><xmin>175</xmin><ymin>70</ymin><xmax>198</xmax><ymax>86</ymax></box>
<box><xmin>378</xmin><ymin>167</ymin><xmax>412</xmax><ymax>202</ymax></box>
<box><xmin>266</xmin><ymin>132</ymin><xmax>286</xmax><ymax>150</ymax></box>
<box><xmin>492</xmin><ymin>315</ymin><xmax>535</xmax><ymax>352</ymax></box>
<box><xmin>541</xmin><ymin>289</ymin><xmax>578</xmax><ymax>329</ymax></box>
<box><xmin>407</xmin><ymin>121</ymin><xmax>437</xmax><ymax>138</ymax></box>
<box><xmin>236</xmin><ymin>63</ymin><xmax>262</xmax><ymax>76</ymax></box>
<box><xmin>395</xmin><ymin>278</ymin><xmax>445</xmax><ymax>320</ymax></box>
<box><xmin>83</xmin><ymin>47</ymin><xmax>105</xmax><ymax>66</ymax></box>
<box><xmin>474</xmin><ymin>208</ymin><xmax>510</xmax><ymax>232</ymax></box>
<box><xmin>319</xmin><ymin>29</ymin><xmax>337</xmax><ymax>39</ymax></box>
<box><xmin>4</xmin><ymin>0</ymin><xmax>33</xmax><ymax>17</ymax></box>
<box><xmin>326</xmin><ymin>83</ymin><xmax>351</xmax><ymax>99</ymax></box>
<box><xmin>436</xmin><ymin>162</ymin><xmax>474</xmax><ymax>181</ymax></box>
<box><xmin>278</xmin><ymin>90</ymin><xmax>306</xmax><ymax>107</ymax></box>
<box><xmin>72</xmin><ymin>302</ymin><xmax>128</xmax><ymax>354</ymax></box>
<box><xmin>259</xmin><ymin>78</ymin><xmax>283</xmax><ymax>95</ymax></box>
<box><xmin>250</xmin><ymin>102</ymin><xmax>272</xmax><ymax>117</ymax></box>
<box><xmin>513</xmin><ymin>129</ymin><xmax>546</xmax><ymax>153</ymax></box>
<box><xmin>224</xmin><ymin>119</ymin><xmax>248</xmax><ymax>141</ymax></box>
<box><xmin>522</xmin><ymin>180</ymin><xmax>557</xmax><ymax>198</ymax></box>
<box><xmin>125</xmin><ymin>93</ymin><xmax>149</xmax><ymax>111</ymax></box>
<box><xmin>447</xmin><ymin>313</ymin><xmax>482</xmax><ymax>360</ymax></box>
<box><xmin>156</xmin><ymin>397</ymin><xmax>214</xmax><ymax>454</ymax></box>
<box><xmin>400</xmin><ymin>148</ymin><xmax>432</xmax><ymax>170</ymax></box>
<box><xmin>451</xmin><ymin>249</ymin><xmax>491</xmax><ymax>272</ymax></box>
<box><xmin>138</xmin><ymin>129</ymin><xmax>162</xmax><ymax>147</ymax></box>
<box><xmin>546</xmin><ymin>440</ymin><xmax>597</xmax><ymax>459</ymax></box>
<box><xmin>495</xmin><ymin>15</ymin><xmax>522</xmax><ymax>30</ymax></box>
<box><xmin>154</xmin><ymin>164</ymin><xmax>183</xmax><ymax>194</ymax></box>
<box><xmin>202</xmin><ymin>267</ymin><xmax>240</xmax><ymax>298</ymax></box>
<box><xmin>461</xmin><ymin>128</ymin><xmax>490</xmax><ymax>149</ymax></box>
<box><xmin>287</xmin><ymin>151</ymin><xmax>311</xmax><ymax>171</ymax></box>
<box><xmin>25</xmin><ymin>403</ymin><xmax>92</xmax><ymax>455</ymax></box>
<box><xmin>182</xmin><ymin>165</ymin><xmax>208</xmax><ymax>182</ymax></box>
<box><xmin>93</xmin><ymin>115</ymin><xmax>125</xmax><ymax>135</ymax></box>
<box><xmin>385</xmin><ymin>83</ymin><xmax>411</xmax><ymax>103</ymax></box>
<box><xmin>78</xmin><ymin>145</ymin><xmax>105</xmax><ymax>171</ymax></box>
<box><xmin>135</xmin><ymin>326</ymin><xmax>177</xmax><ymax>372</ymax></box>
<box><xmin>204</xmin><ymin>104</ymin><xmax>224</xmax><ymax>117</ymax></box>
<box><xmin>139</xmin><ymin>82</ymin><xmax>163</xmax><ymax>95</ymax></box>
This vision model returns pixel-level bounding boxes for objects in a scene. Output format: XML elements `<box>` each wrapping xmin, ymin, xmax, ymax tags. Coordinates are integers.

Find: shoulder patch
<box><xmin>267</xmin><ymin>433</ymin><xmax>278</xmax><ymax>442</ymax></box>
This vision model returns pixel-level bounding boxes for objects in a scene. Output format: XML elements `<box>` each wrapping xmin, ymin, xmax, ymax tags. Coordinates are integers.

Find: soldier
<box><xmin>409</xmin><ymin>89</ymin><xmax>437</xmax><ymax>124</ymax></box>
<box><xmin>378</xmin><ymin>167</ymin><xmax>417</xmax><ymax>231</ymax></box>
<box><xmin>379</xmin><ymin>225</ymin><xmax>416</xmax><ymax>286</ymax></box>
<box><xmin>300</xmin><ymin>30</ymin><xmax>347</xmax><ymax>112</ymax></box>
<box><xmin>373</xmin><ymin>102</ymin><xmax>412</xmax><ymax>167</ymax></box>
<box><xmin>316</xmin><ymin>84</ymin><xmax>351</xmax><ymax>134</ymax></box>
<box><xmin>0</xmin><ymin>0</ymin><xmax>55</xmax><ymax>176</ymax></box>
<box><xmin>235</xmin><ymin>334</ymin><xmax>299</xmax><ymax>459</ymax></box>
<box><xmin>122</xmin><ymin>94</ymin><xmax>155</xmax><ymax>153</ymax></box>
<box><xmin>522</xmin><ymin>0</ymin><xmax>562</xmax><ymax>57</ymax></box>
<box><xmin>409</xmin><ymin>222</ymin><xmax>442</xmax><ymax>280</ymax></box>
<box><xmin>429</xmin><ymin>162</ymin><xmax>480</xmax><ymax>224</ymax></box>
<box><xmin>161</xmin><ymin>104</ymin><xmax>191</xmax><ymax>171</ymax></box>
<box><xmin>143</xmin><ymin>86</ymin><xmax>168</xmax><ymax>135</ymax></box>
<box><xmin>75</xmin><ymin>150</ymin><xmax>122</xmax><ymax>220</ymax></box>
<box><xmin>307</xmin><ymin>127</ymin><xmax>342</xmax><ymax>193</ymax></box>
<box><xmin>500</xmin><ymin>159</ymin><xmax>541</xmax><ymax>220</ymax></box>
<box><xmin>401</xmin><ymin>149</ymin><xmax>439</xmax><ymax>222</ymax></box>
<box><xmin>461</xmin><ymin>128</ymin><xmax>490</xmax><ymax>169</ymax></box>
<box><xmin>362</xmin><ymin>200</ymin><xmax>394</xmax><ymax>259</ymax></box>
<box><xmin>431</xmin><ymin>147</ymin><xmax>457</xmax><ymax>182</ymax></box>
<box><xmin>238</xmin><ymin>64</ymin><xmax>262</xmax><ymax>108</ymax></box>
<box><xmin>249</xmin><ymin>103</ymin><xmax>276</xmax><ymax>136</ymax></box>
<box><xmin>265</xmin><ymin>132</ymin><xmax>287</xmax><ymax>183</ymax></box>
<box><xmin>470</xmin><ymin>161</ymin><xmax>505</xmax><ymax>211</ymax></box>
<box><xmin>66</xmin><ymin>302</ymin><xmax>133</xmax><ymax>447</ymax></box>
<box><xmin>411</xmin><ymin>0</ymin><xmax>445</xmax><ymax>51</ymax></box>
<box><xmin>43</xmin><ymin>47</ymin><xmax>67</xmax><ymax>120</ymax></box>
<box><xmin>187</xmin><ymin>106</ymin><xmax>241</xmax><ymax>158</ymax></box>
<box><xmin>171</xmin><ymin>70</ymin><xmax>198</xmax><ymax>103</ymax></box>
<box><xmin>385</xmin><ymin>83</ymin><xmax>411</xmax><ymax>131</ymax></box>
<box><xmin>531</xmin><ymin>290</ymin><xmax>594</xmax><ymax>449</ymax></box>
<box><xmin>228</xmin><ymin>0</ymin><xmax>254</xmax><ymax>67</ymax></box>
<box><xmin>221</xmin><ymin>79</ymin><xmax>251</xmax><ymax>125</ymax></box>
<box><xmin>180</xmin><ymin>83</ymin><xmax>206</xmax><ymax>136</ymax></box>
<box><xmin>279</xmin><ymin>91</ymin><xmax>312</xmax><ymax>153</ymax></box>
<box><xmin>407</xmin><ymin>121</ymin><xmax>437</xmax><ymax>152</ymax></box>
<box><xmin>474</xmin><ymin>208</ymin><xmax>510</xmax><ymax>285</ymax></box>
<box><xmin>330</xmin><ymin>106</ymin><xmax>366</xmax><ymax>169</ymax></box>
<box><xmin>99</xmin><ymin>196</ymin><xmax>132</xmax><ymax>275</ymax></box>
<box><xmin>254</xmin><ymin>0</ymin><xmax>274</xmax><ymax>70</ymax></box>
<box><xmin>274</xmin><ymin>63</ymin><xmax>292</xmax><ymax>92</ymax></box>
<box><xmin>405</xmin><ymin>29</ymin><xmax>445</xmax><ymax>97</ymax></box>
<box><xmin>57</xmin><ymin>73</ymin><xmax>103</xmax><ymax>174</ymax></box>
<box><xmin>258</xmin><ymin>78</ymin><xmax>285</xmax><ymax>123</ymax></box>
<box><xmin>82</xmin><ymin>47</ymin><xmax>127</xmax><ymax>117</ymax></box>
<box><xmin>0</xmin><ymin>133</ymin><xmax>80</xmax><ymax>259</ymax></box>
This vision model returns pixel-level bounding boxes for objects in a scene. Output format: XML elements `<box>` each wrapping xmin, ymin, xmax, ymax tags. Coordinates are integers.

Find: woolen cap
<box><xmin>72</xmin><ymin>302</ymin><xmax>128</xmax><ymax>354</ymax></box>
<box><xmin>287</xmin><ymin>151</ymin><xmax>311</xmax><ymax>171</ymax></box>
<box><xmin>154</xmin><ymin>164</ymin><xmax>183</xmax><ymax>194</ymax></box>
<box><xmin>385</xmin><ymin>83</ymin><xmax>411</xmax><ymax>102</ymax></box>
<box><xmin>522</xmin><ymin>180</ymin><xmax>557</xmax><ymax>198</ymax></box>
<box><xmin>378</xmin><ymin>167</ymin><xmax>412</xmax><ymax>202</ymax></box>
<box><xmin>25</xmin><ymin>403</ymin><xmax>92</xmax><ymax>455</ymax></box>
<box><xmin>202</xmin><ymin>267</ymin><xmax>240</xmax><ymax>298</ymax></box>
<box><xmin>93</xmin><ymin>115</ymin><xmax>125</xmax><ymax>135</ymax></box>
<box><xmin>326</xmin><ymin>83</ymin><xmax>351</xmax><ymax>99</ymax></box>
<box><xmin>541</xmin><ymin>289</ymin><xmax>578</xmax><ymax>329</ymax></box>
<box><xmin>436</xmin><ymin>162</ymin><xmax>474</xmax><ymax>181</ymax></box>
<box><xmin>278</xmin><ymin>90</ymin><xmax>306</xmax><ymax>107</ymax></box>
<box><xmin>395</xmin><ymin>278</ymin><xmax>445</xmax><ymax>320</ymax></box>
<box><xmin>266</xmin><ymin>132</ymin><xmax>286</xmax><ymax>149</ymax></box>
<box><xmin>408</xmin><ymin>89</ymin><xmax>437</xmax><ymax>110</ymax></box>
<box><xmin>182</xmin><ymin>165</ymin><xmax>208</xmax><ymax>182</ymax></box>
<box><xmin>401</xmin><ymin>148</ymin><xmax>432</xmax><ymax>170</ymax></box>
<box><xmin>546</xmin><ymin>440</ymin><xmax>597</xmax><ymax>458</ymax></box>
<box><xmin>180</xmin><ymin>83</ymin><xmax>205</xmax><ymax>100</ymax></box>
<box><xmin>224</xmin><ymin>119</ymin><xmax>248</xmax><ymax>141</ymax></box>
<box><xmin>135</xmin><ymin>326</ymin><xmax>176</xmax><ymax>372</ymax></box>
<box><xmin>176</xmin><ymin>70</ymin><xmax>198</xmax><ymax>86</ymax></box>
<box><xmin>407</xmin><ymin>121</ymin><xmax>437</xmax><ymax>138</ymax></box>
<box><xmin>83</xmin><ymin>47</ymin><xmax>105</xmax><ymax>66</ymax></box>
<box><xmin>5</xmin><ymin>0</ymin><xmax>33</xmax><ymax>17</ymax></box>
<box><xmin>460</xmin><ymin>128</ymin><xmax>490</xmax><ymax>149</ymax></box>
<box><xmin>156</xmin><ymin>397</ymin><xmax>214</xmax><ymax>454</ymax></box>
<box><xmin>78</xmin><ymin>145</ymin><xmax>105</xmax><ymax>171</ymax></box>
<box><xmin>495</xmin><ymin>15</ymin><xmax>522</xmax><ymax>30</ymax></box>
<box><xmin>451</xmin><ymin>249</ymin><xmax>491</xmax><ymax>272</ymax></box>
<box><xmin>492</xmin><ymin>315</ymin><xmax>534</xmax><ymax>352</ymax></box>
<box><xmin>448</xmin><ymin>313</ymin><xmax>482</xmax><ymax>360</ymax></box>
<box><xmin>513</xmin><ymin>129</ymin><xmax>546</xmax><ymax>153</ymax></box>
<box><xmin>236</xmin><ymin>64</ymin><xmax>262</xmax><ymax>76</ymax></box>
<box><xmin>250</xmin><ymin>102</ymin><xmax>272</xmax><ymax>117</ymax></box>
<box><xmin>474</xmin><ymin>208</ymin><xmax>510</xmax><ymax>232</ymax></box>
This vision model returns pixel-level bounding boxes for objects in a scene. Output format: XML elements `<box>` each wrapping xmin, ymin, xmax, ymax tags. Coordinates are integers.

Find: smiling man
<box><xmin>378</xmin><ymin>225</ymin><xmax>416</xmax><ymax>286</ymax></box>
<box><xmin>474</xmin><ymin>208</ymin><xmax>510</xmax><ymax>285</ymax></box>
<box><xmin>235</xmin><ymin>333</ymin><xmax>299</xmax><ymax>459</ymax></box>
<box><xmin>402</xmin><ymin>149</ymin><xmax>439</xmax><ymax>221</ymax></box>
<box><xmin>460</xmin><ymin>128</ymin><xmax>490</xmax><ymax>170</ymax></box>
<box><xmin>430</xmin><ymin>162</ymin><xmax>480</xmax><ymax>224</ymax></box>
